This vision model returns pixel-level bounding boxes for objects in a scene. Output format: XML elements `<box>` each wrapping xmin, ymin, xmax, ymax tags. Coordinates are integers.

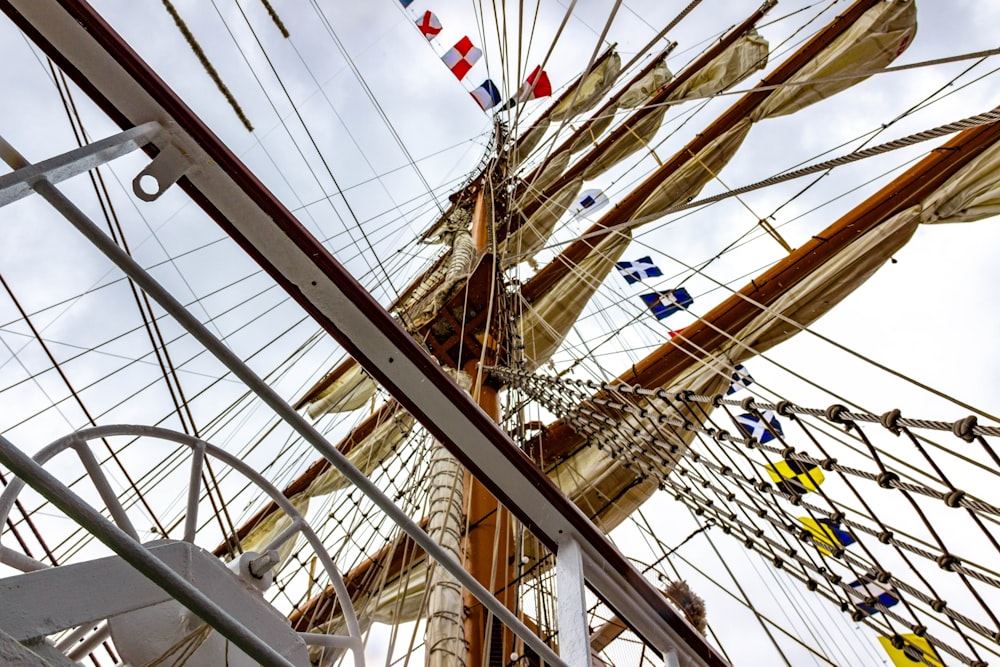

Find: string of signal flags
<box><xmin>398</xmin><ymin>0</ymin><xmax>552</xmax><ymax>111</ymax></box>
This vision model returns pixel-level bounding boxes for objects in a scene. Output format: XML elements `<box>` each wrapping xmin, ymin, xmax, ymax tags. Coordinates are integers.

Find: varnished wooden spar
<box><xmin>528</xmin><ymin>101</ymin><xmax>1000</xmax><ymax>467</ymax></box>
<box><xmin>521</xmin><ymin>0</ymin><xmax>882</xmax><ymax>303</ymax></box>
<box><xmin>507</xmin><ymin>2</ymin><xmax>776</xmax><ymax>243</ymax></box>
<box><xmin>461</xmin><ymin>187</ymin><xmax>518</xmax><ymax>667</ymax></box>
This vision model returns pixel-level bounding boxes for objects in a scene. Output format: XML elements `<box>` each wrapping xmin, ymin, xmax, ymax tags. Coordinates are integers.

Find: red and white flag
<box><xmin>442</xmin><ymin>36</ymin><xmax>482</xmax><ymax>80</ymax></box>
<box><xmin>416</xmin><ymin>11</ymin><xmax>442</xmax><ymax>40</ymax></box>
<box><xmin>516</xmin><ymin>65</ymin><xmax>552</xmax><ymax>101</ymax></box>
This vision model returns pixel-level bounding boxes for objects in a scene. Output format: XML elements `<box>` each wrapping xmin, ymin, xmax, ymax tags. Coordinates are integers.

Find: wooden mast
<box><xmin>462</xmin><ymin>184</ymin><xmax>517</xmax><ymax>666</ymax></box>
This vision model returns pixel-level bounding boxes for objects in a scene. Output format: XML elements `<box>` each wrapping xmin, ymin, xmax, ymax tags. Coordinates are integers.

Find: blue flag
<box><xmin>399</xmin><ymin>0</ymin><xmax>414</xmax><ymax>6</ymax></box>
<box><xmin>471</xmin><ymin>79</ymin><xmax>503</xmax><ymax>110</ymax></box>
<box><xmin>850</xmin><ymin>575</ymin><xmax>899</xmax><ymax>616</ymax></box>
<box><xmin>617</xmin><ymin>256</ymin><xmax>663</xmax><ymax>284</ymax></box>
<box><xmin>640</xmin><ymin>287</ymin><xmax>691</xmax><ymax>319</ymax></box>
<box><xmin>726</xmin><ymin>364</ymin><xmax>754</xmax><ymax>395</ymax></box>
<box><xmin>734</xmin><ymin>410</ymin><xmax>782</xmax><ymax>443</ymax></box>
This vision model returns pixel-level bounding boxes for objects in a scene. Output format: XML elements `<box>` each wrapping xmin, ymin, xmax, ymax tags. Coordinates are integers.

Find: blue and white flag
<box><xmin>618</xmin><ymin>256</ymin><xmax>663</xmax><ymax>284</ymax></box>
<box><xmin>572</xmin><ymin>188</ymin><xmax>609</xmax><ymax>219</ymax></box>
<box><xmin>734</xmin><ymin>410</ymin><xmax>782</xmax><ymax>443</ymax></box>
<box><xmin>640</xmin><ymin>287</ymin><xmax>691</xmax><ymax>319</ymax></box>
<box><xmin>726</xmin><ymin>364</ymin><xmax>754</xmax><ymax>395</ymax></box>
<box><xmin>470</xmin><ymin>79</ymin><xmax>503</xmax><ymax>110</ymax></box>
<box><xmin>850</xmin><ymin>575</ymin><xmax>899</xmax><ymax>617</ymax></box>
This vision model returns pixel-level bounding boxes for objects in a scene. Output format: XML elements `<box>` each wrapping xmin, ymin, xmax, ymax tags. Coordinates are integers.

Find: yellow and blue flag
<box><xmin>798</xmin><ymin>516</ymin><xmax>854</xmax><ymax>555</ymax></box>
<box><xmin>877</xmin><ymin>634</ymin><xmax>943</xmax><ymax>667</ymax></box>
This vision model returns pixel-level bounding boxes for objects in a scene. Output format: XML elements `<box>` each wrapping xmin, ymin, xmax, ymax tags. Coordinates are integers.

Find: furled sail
<box><xmin>519</xmin><ymin>232</ymin><xmax>631</xmax><ymax>369</ymax></box>
<box><xmin>548</xmin><ymin>51</ymin><xmax>622</xmax><ymax>123</ymax></box>
<box><xmin>504</xmin><ymin>176</ymin><xmax>585</xmax><ymax>266</ymax></box>
<box><xmin>580</xmin><ymin>30</ymin><xmax>769</xmax><ymax>181</ymax></box>
<box><xmin>512</xmin><ymin>49</ymin><xmax>622</xmax><ymax>167</ymax></box>
<box><xmin>302</xmin><ymin>362</ymin><xmax>379</xmax><ymax>418</ymax></box>
<box><xmin>616</xmin><ymin>61</ymin><xmax>672</xmax><ymax>110</ymax></box>
<box><xmin>667</xmin><ymin>29</ymin><xmax>769</xmax><ymax>102</ymax></box>
<box><xmin>633</xmin><ymin>0</ymin><xmax>916</xmax><ymax>222</ymax></box>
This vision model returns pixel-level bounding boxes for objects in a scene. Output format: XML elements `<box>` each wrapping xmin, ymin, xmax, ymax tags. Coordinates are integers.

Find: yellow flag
<box><xmin>765</xmin><ymin>459</ymin><xmax>824</xmax><ymax>495</ymax></box>
<box><xmin>797</xmin><ymin>517</ymin><xmax>853</xmax><ymax>556</ymax></box>
<box><xmin>877</xmin><ymin>634</ymin><xmax>944</xmax><ymax>667</ymax></box>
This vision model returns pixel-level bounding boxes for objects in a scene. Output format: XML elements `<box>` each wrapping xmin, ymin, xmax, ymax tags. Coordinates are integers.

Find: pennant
<box><xmin>442</xmin><ymin>37</ymin><xmax>482</xmax><ymax>80</ymax></box>
<box><xmin>415</xmin><ymin>11</ymin><xmax>442</xmax><ymax>40</ymax></box>
<box><xmin>572</xmin><ymin>189</ymin><xmax>609</xmax><ymax>219</ymax></box>
<box><xmin>850</xmin><ymin>574</ymin><xmax>899</xmax><ymax>617</ymax></box>
<box><xmin>798</xmin><ymin>517</ymin><xmax>855</xmax><ymax>555</ymax></box>
<box><xmin>640</xmin><ymin>287</ymin><xmax>692</xmax><ymax>319</ymax></box>
<box><xmin>507</xmin><ymin>65</ymin><xmax>553</xmax><ymax>107</ymax></box>
<box><xmin>877</xmin><ymin>634</ymin><xmax>943</xmax><ymax>667</ymax></box>
<box><xmin>470</xmin><ymin>79</ymin><xmax>503</xmax><ymax>111</ymax></box>
<box><xmin>766</xmin><ymin>458</ymin><xmax>824</xmax><ymax>496</ymax></box>
<box><xmin>668</xmin><ymin>328</ymin><xmax>685</xmax><ymax>339</ymax></box>
<box><xmin>726</xmin><ymin>364</ymin><xmax>754</xmax><ymax>395</ymax></box>
<box><xmin>399</xmin><ymin>0</ymin><xmax>414</xmax><ymax>6</ymax></box>
<box><xmin>734</xmin><ymin>410</ymin><xmax>782</xmax><ymax>443</ymax></box>
<box><xmin>616</xmin><ymin>256</ymin><xmax>662</xmax><ymax>284</ymax></box>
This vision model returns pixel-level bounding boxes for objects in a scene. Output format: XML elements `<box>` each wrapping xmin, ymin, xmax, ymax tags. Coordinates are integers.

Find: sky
<box><xmin>1</xmin><ymin>0</ymin><xmax>1000</xmax><ymax>665</ymax></box>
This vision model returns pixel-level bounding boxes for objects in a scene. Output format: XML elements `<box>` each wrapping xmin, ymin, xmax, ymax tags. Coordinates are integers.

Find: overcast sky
<box><xmin>2</xmin><ymin>1</ymin><xmax>1000</xmax><ymax>665</ymax></box>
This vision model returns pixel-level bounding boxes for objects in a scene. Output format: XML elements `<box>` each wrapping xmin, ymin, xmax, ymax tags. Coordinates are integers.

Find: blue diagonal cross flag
<box><xmin>640</xmin><ymin>287</ymin><xmax>691</xmax><ymax>319</ymax></box>
<box><xmin>734</xmin><ymin>410</ymin><xmax>782</xmax><ymax>443</ymax></box>
<box><xmin>726</xmin><ymin>364</ymin><xmax>754</xmax><ymax>395</ymax></box>
<box><xmin>616</xmin><ymin>256</ymin><xmax>663</xmax><ymax>284</ymax></box>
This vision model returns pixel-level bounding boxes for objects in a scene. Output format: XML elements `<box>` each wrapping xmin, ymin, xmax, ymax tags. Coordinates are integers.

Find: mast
<box><xmin>461</xmin><ymin>186</ymin><xmax>518</xmax><ymax>667</ymax></box>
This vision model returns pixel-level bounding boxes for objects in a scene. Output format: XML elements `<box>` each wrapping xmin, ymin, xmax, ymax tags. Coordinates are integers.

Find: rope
<box><xmin>160</xmin><ymin>0</ymin><xmax>253</xmax><ymax>132</ymax></box>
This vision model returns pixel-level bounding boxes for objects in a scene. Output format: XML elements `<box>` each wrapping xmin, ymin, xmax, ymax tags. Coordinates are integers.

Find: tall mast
<box><xmin>461</xmin><ymin>186</ymin><xmax>517</xmax><ymax>667</ymax></box>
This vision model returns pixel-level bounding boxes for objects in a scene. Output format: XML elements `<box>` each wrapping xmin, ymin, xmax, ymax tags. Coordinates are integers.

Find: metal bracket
<box><xmin>132</xmin><ymin>142</ymin><xmax>191</xmax><ymax>201</ymax></box>
<box><xmin>0</xmin><ymin>121</ymin><xmax>161</xmax><ymax>207</ymax></box>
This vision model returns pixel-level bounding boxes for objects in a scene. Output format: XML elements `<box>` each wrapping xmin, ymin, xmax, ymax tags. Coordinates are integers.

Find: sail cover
<box><xmin>548</xmin><ymin>51</ymin><xmax>622</xmax><ymax>122</ymax></box>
